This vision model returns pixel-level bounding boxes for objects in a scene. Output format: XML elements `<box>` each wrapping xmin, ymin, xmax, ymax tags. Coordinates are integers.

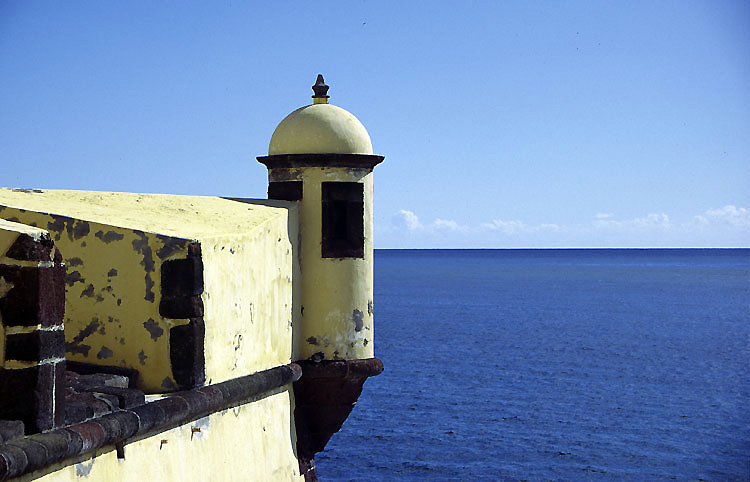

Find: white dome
<box><xmin>268</xmin><ymin>103</ymin><xmax>373</xmax><ymax>155</ymax></box>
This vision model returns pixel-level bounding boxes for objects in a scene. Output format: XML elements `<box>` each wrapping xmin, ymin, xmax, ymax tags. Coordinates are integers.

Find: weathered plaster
<box><xmin>0</xmin><ymin>190</ymin><xmax>300</xmax><ymax>393</ymax></box>
<box><xmin>200</xmin><ymin>202</ymin><xmax>300</xmax><ymax>384</ymax></box>
<box><xmin>268</xmin><ymin>167</ymin><xmax>375</xmax><ymax>361</ymax></box>
<box><xmin>0</xmin><ymin>209</ymin><xmax>190</xmax><ymax>391</ymax></box>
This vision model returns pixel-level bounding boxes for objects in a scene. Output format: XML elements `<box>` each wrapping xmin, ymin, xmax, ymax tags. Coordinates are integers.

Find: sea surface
<box><xmin>315</xmin><ymin>249</ymin><xmax>750</xmax><ymax>481</ymax></box>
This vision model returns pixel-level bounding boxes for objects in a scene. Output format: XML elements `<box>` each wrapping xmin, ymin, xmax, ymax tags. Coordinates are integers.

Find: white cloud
<box><xmin>392</xmin><ymin>209</ymin><xmax>421</xmax><ymax>230</ymax></box>
<box><xmin>696</xmin><ymin>205</ymin><xmax>750</xmax><ymax>227</ymax></box>
<box><xmin>381</xmin><ymin>206</ymin><xmax>749</xmax><ymax>247</ymax></box>
<box><xmin>391</xmin><ymin>210</ymin><xmax>467</xmax><ymax>232</ymax></box>
<box><xmin>480</xmin><ymin>219</ymin><xmax>559</xmax><ymax>235</ymax></box>
<box><xmin>538</xmin><ymin>223</ymin><xmax>561</xmax><ymax>232</ymax></box>
<box><xmin>481</xmin><ymin>219</ymin><xmax>525</xmax><ymax>234</ymax></box>
<box><xmin>433</xmin><ymin>218</ymin><xmax>468</xmax><ymax>232</ymax></box>
<box><xmin>593</xmin><ymin>213</ymin><xmax>671</xmax><ymax>230</ymax></box>
<box><xmin>694</xmin><ymin>215</ymin><xmax>709</xmax><ymax>226</ymax></box>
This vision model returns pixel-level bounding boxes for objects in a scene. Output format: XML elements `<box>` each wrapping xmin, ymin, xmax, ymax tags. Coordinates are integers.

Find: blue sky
<box><xmin>1</xmin><ymin>1</ymin><xmax>748</xmax><ymax>247</ymax></box>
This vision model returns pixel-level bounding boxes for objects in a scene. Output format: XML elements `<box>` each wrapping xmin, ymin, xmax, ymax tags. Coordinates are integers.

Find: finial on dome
<box><xmin>312</xmin><ymin>74</ymin><xmax>329</xmax><ymax>104</ymax></box>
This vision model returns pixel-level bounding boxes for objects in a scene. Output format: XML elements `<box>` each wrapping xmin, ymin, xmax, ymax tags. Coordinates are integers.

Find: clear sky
<box><xmin>1</xmin><ymin>1</ymin><xmax>748</xmax><ymax>248</ymax></box>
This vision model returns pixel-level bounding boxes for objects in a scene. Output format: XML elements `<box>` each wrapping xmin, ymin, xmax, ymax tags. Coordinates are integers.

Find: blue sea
<box><xmin>316</xmin><ymin>249</ymin><xmax>750</xmax><ymax>481</ymax></box>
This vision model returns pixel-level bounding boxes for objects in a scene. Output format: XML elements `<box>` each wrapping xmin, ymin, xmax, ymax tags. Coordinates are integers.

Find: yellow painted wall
<box><xmin>0</xmin><ymin>191</ymin><xmax>289</xmax><ymax>240</ymax></box>
<box><xmin>267</xmin><ymin>167</ymin><xmax>375</xmax><ymax>361</ymax></box>
<box><xmin>200</xmin><ymin>201</ymin><xmax>300</xmax><ymax>384</ymax></box>
<box><xmin>0</xmin><ymin>190</ymin><xmax>300</xmax><ymax>392</ymax></box>
<box><xmin>16</xmin><ymin>386</ymin><xmax>305</xmax><ymax>482</ymax></box>
<box><xmin>0</xmin><ymin>207</ymin><xmax>190</xmax><ymax>391</ymax></box>
<box><xmin>0</xmin><ymin>223</ymin><xmax>20</xmax><ymax>257</ymax></box>
<box><xmin>0</xmin><ymin>194</ymin><xmax>307</xmax><ymax>480</ymax></box>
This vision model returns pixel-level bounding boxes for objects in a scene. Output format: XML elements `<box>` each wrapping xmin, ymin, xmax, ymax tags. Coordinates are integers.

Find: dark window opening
<box><xmin>268</xmin><ymin>181</ymin><xmax>303</xmax><ymax>201</ymax></box>
<box><xmin>322</xmin><ymin>182</ymin><xmax>364</xmax><ymax>258</ymax></box>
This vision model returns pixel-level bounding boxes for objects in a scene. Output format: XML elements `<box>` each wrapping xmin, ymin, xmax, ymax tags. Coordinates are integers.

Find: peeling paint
<box><xmin>352</xmin><ymin>309</ymin><xmax>364</xmax><ymax>332</ymax></box>
<box><xmin>367</xmin><ymin>300</ymin><xmax>373</xmax><ymax>316</ymax></box>
<box><xmin>143</xmin><ymin>318</ymin><xmax>163</xmax><ymax>341</ymax></box>
<box><xmin>1</xmin><ymin>190</ymin><xmax>297</xmax><ymax>393</ymax></box>
<box><xmin>66</xmin><ymin>318</ymin><xmax>100</xmax><ymax>357</ymax></box>
<box><xmin>161</xmin><ymin>377</ymin><xmax>177</xmax><ymax>390</ymax></box>
<box><xmin>97</xmin><ymin>346</ymin><xmax>114</xmax><ymax>359</ymax></box>
<box><xmin>67</xmin><ymin>343</ymin><xmax>91</xmax><ymax>357</ymax></box>
<box><xmin>10</xmin><ymin>188</ymin><xmax>43</xmax><ymax>194</ymax></box>
<box><xmin>72</xmin><ymin>220</ymin><xmax>90</xmax><ymax>239</ymax></box>
<box><xmin>306</xmin><ymin>336</ymin><xmax>319</xmax><ymax>345</ymax></box>
<box><xmin>288</xmin><ymin>167</ymin><xmax>375</xmax><ymax>360</ymax></box>
<box><xmin>65</xmin><ymin>271</ymin><xmax>84</xmax><ymax>286</ymax></box>
<box><xmin>95</xmin><ymin>230</ymin><xmax>125</xmax><ymax>243</ymax></box>
<box><xmin>75</xmin><ymin>456</ymin><xmax>95</xmax><ymax>477</ymax></box>
<box><xmin>132</xmin><ymin>231</ymin><xmax>156</xmax><ymax>302</ymax></box>
<box><xmin>80</xmin><ymin>284</ymin><xmax>95</xmax><ymax>298</ymax></box>
<box><xmin>50</xmin><ymin>214</ymin><xmax>86</xmax><ymax>242</ymax></box>
<box><xmin>46</xmin><ymin>216</ymin><xmax>68</xmax><ymax>241</ymax></box>
<box><xmin>144</xmin><ymin>275</ymin><xmax>155</xmax><ymax>302</ymax></box>
<box><xmin>155</xmin><ymin>235</ymin><xmax>188</xmax><ymax>260</ymax></box>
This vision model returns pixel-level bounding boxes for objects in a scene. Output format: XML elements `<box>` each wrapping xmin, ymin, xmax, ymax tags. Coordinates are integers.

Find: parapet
<box><xmin>0</xmin><ymin>189</ymin><xmax>299</xmax><ymax>393</ymax></box>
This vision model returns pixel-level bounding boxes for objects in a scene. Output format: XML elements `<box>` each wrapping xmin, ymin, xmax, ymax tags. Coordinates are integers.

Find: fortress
<box><xmin>0</xmin><ymin>76</ymin><xmax>383</xmax><ymax>481</ymax></box>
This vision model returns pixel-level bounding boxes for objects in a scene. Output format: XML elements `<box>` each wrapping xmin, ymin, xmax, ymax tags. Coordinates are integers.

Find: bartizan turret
<box><xmin>258</xmin><ymin>75</ymin><xmax>384</xmax><ymax>480</ymax></box>
<box><xmin>258</xmin><ymin>75</ymin><xmax>383</xmax><ymax>360</ymax></box>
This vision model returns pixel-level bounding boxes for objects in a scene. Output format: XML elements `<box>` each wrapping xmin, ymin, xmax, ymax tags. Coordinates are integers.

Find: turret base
<box><xmin>293</xmin><ymin>358</ymin><xmax>384</xmax><ymax>481</ymax></box>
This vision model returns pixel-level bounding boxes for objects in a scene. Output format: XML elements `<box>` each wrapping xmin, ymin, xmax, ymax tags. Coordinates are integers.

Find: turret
<box><xmin>258</xmin><ymin>75</ymin><xmax>383</xmax><ymax>362</ymax></box>
<box><xmin>257</xmin><ymin>76</ymin><xmax>385</xmax><ymax>478</ymax></box>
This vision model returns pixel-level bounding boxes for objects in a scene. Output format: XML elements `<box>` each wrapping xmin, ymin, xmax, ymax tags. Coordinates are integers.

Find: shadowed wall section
<box><xmin>0</xmin><ymin>220</ymin><xmax>66</xmax><ymax>434</ymax></box>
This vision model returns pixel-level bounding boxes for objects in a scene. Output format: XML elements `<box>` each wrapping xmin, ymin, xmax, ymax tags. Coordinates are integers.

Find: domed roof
<box><xmin>268</xmin><ymin>103</ymin><xmax>373</xmax><ymax>156</ymax></box>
